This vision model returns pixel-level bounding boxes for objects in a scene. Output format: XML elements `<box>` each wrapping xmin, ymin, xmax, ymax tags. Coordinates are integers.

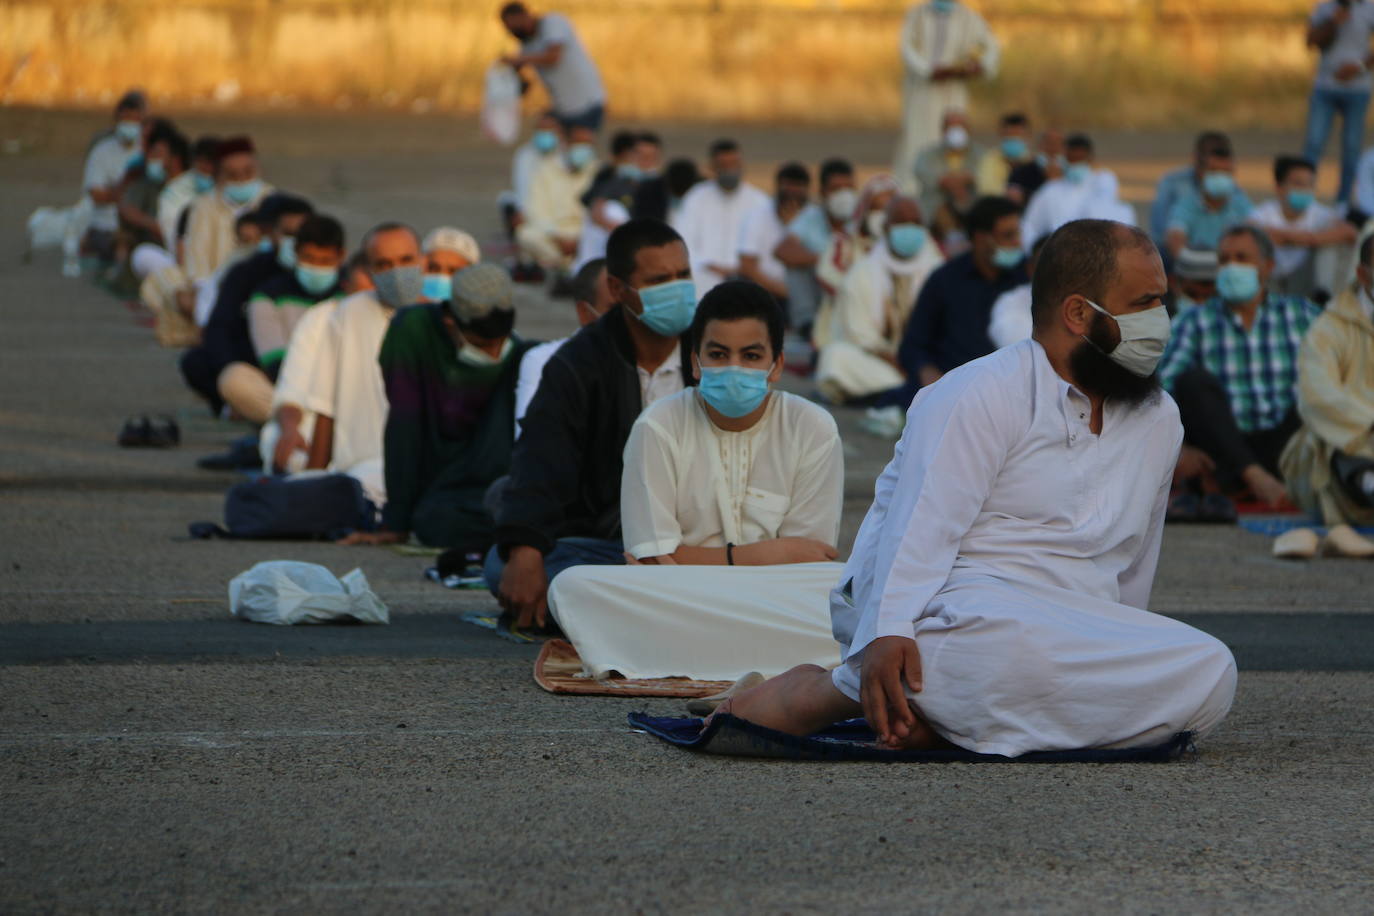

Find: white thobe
<box><xmin>258</xmin><ymin>299</ymin><xmax>340</xmax><ymax>474</ymax></box>
<box><xmin>1021</xmin><ymin>170</ymin><xmax>1135</xmax><ymax>251</ymax></box>
<box><xmin>157</xmin><ymin>170</ymin><xmax>202</xmax><ymax>253</ymax></box>
<box><xmin>672</xmin><ymin>180</ymin><xmax>772</xmax><ymax>297</ymax></box>
<box><xmin>893</xmin><ymin>2</ymin><xmax>1000</xmax><ymax>192</ymax></box>
<box><xmin>986</xmin><ymin>282</ymin><xmax>1033</xmax><ymax>349</ymax></box>
<box><xmin>83</xmin><ymin>135</ymin><xmax>138</xmax><ymax>232</ymax></box>
<box><xmin>830</xmin><ymin>340</ymin><xmax>1236</xmax><ymax>756</ymax></box>
<box><xmin>306</xmin><ymin>290</ymin><xmax>393</xmax><ymax>505</ymax></box>
<box><xmin>737</xmin><ymin>202</ymin><xmax>788</xmax><ymax>288</ymax></box>
<box><xmin>816</xmin><ymin>239</ymin><xmax>944</xmax><ymax>402</ymax></box>
<box><xmin>547</xmin><ymin>389</ymin><xmax>846</xmax><ymax>680</ymax></box>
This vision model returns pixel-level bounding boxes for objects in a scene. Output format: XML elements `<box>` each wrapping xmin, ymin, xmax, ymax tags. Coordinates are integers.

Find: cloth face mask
<box><xmin>295</xmin><ymin>264</ymin><xmax>338</xmax><ymax>296</ymax></box>
<box><xmin>1082</xmin><ymin>298</ymin><xmax>1172</xmax><ymax>377</ymax></box>
<box><xmin>372</xmin><ymin>264</ymin><xmax>425</xmax><ymax>308</ymax></box>
<box><xmin>422</xmin><ymin>273</ymin><xmax>453</xmax><ymax>302</ymax></box>
<box><xmin>633</xmin><ymin>278</ymin><xmax>697</xmax><ymax>337</ymax></box>
<box><xmin>699</xmin><ymin>364</ymin><xmax>772</xmax><ymax>418</ymax></box>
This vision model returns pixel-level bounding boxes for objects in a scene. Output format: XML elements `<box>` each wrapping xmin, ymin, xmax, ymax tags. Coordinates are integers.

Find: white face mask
<box><xmin>457</xmin><ymin>336</ymin><xmax>514</xmax><ymax>367</ymax></box>
<box><xmin>944</xmin><ymin>125</ymin><xmax>970</xmax><ymax>150</ymax></box>
<box><xmin>1082</xmin><ymin>298</ymin><xmax>1172</xmax><ymax>378</ymax></box>
<box><xmin>826</xmin><ymin>188</ymin><xmax>858</xmax><ymax>222</ymax></box>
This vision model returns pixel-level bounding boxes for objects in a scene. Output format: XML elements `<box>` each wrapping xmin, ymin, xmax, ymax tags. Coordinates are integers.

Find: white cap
<box><xmin>422</xmin><ymin>226</ymin><xmax>480</xmax><ymax>264</ymax></box>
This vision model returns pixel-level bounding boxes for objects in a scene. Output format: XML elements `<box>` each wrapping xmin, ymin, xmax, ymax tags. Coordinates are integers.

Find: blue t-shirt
<box><xmin>786</xmin><ymin>203</ymin><xmax>832</xmax><ymax>254</ymax></box>
<box><xmin>1167</xmin><ymin>185</ymin><xmax>1253</xmax><ymax>250</ymax></box>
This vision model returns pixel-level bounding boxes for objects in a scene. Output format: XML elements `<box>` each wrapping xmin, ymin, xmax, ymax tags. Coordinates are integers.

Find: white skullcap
<box><xmin>422</xmin><ymin>226</ymin><xmax>481</xmax><ymax>263</ymax></box>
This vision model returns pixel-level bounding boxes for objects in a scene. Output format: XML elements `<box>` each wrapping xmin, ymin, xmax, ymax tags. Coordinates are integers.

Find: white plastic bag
<box><xmin>480</xmin><ymin>64</ymin><xmax>522</xmax><ymax>146</ymax></box>
<box><xmin>228</xmin><ymin>561</ymin><xmax>389</xmax><ymax>625</ymax></box>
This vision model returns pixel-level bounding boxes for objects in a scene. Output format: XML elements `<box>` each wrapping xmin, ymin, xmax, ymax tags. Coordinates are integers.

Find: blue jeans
<box><xmin>482</xmin><ymin>536</ymin><xmax>624</xmax><ymax>594</ymax></box>
<box><xmin>556</xmin><ymin>103</ymin><xmax>605</xmax><ymax>132</ymax></box>
<box><xmin>1303</xmin><ymin>87</ymin><xmax>1371</xmax><ymax>205</ymax></box>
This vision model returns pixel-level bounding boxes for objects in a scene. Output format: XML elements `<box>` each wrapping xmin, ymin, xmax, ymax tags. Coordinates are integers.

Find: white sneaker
<box><xmin>860</xmin><ymin>405</ymin><xmax>905</xmax><ymax>438</ymax></box>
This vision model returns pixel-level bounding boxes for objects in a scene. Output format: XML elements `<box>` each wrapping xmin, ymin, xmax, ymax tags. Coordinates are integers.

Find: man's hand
<box><xmin>625</xmin><ymin>552</ymin><xmax>677</xmax><ymax>566</ymax></box>
<box><xmin>1336</xmin><ymin>60</ymin><xmax>1365</xmax><ymax>82</ymax></box>
<box><xmin>918</xmin><ymin>365</ymin><xmax>944</xmax><ymax>389</ymax></box>
<box><xmin>741</xmin><ymin>537</ymin><xmax>838</xmax><ymax>565</ymax></box>
<box><xmin>498</xmin><ymin>545</ymin><xmax>549</xmax><ymax>629</ymax></box>
<box><xmin>273</xmin><ymin>426</ymin><xmax>307</xmax><ymax>474</ymax></box>
<box><xmin>173</xmin><ymin>287</ymin><xmax>196</xmax><ymax>319</ymax></box>
<box><xmin>337</xmin><ymin>529</ymin><xmax>406</xmax><ymax>546</ymax></box>
<box><xmin>1174</xmin><ymin>444</ymin><xmax>1216</xmax><ymax>483</ymax></box>
<box><xmin>859</xmin><ymin>636</ymin><xmax>923</xmax><ymax>747</ymax></box>
<box><xmin>556</xmin><ymin>237</ymin><xmax>578</xmax><ymax>257</ymax></box>
<box><xmin>1242</xmin><ymin>464</ymin><xmax>1291</xmax><ymax>508</ymax></box>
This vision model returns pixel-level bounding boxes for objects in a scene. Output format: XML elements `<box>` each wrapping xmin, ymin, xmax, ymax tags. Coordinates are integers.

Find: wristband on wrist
<box><xmin>726</xmin><ymin>542</ymin><xmax>736</xmax><ymax>566</ymax></box>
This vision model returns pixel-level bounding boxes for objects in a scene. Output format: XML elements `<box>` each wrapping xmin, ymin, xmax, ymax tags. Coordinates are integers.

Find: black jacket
<box><xmin>494</xmin><ymin>306</ymin><xmax>694</xmax><ymax>555</ymax></box>
<box><xmin>203</xmin><ymin>251</ymin><xmax>284</xmax><ymax>373</ymax></box>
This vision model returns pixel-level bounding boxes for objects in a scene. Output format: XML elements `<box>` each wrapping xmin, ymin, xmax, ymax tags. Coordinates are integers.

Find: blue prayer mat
<box><xmin>628</xmin><ymin>713</ymin><xmax>1195</xmax><ymax>763</ymax></box>
<box><xmin>1238</xmin><ymin>516</ymin><xmax>1374</xmax><ymax>538</ymax></box>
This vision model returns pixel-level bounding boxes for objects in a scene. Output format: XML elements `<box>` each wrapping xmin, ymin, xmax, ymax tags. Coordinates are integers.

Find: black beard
<box><xmin>1068</xmin><ymin>313</ymin><xmax>1162</xmax><ymax>408</ymax></box>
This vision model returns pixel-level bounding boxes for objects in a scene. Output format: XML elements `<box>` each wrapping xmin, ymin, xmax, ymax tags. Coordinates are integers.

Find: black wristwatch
<box><xmin>726</xmin><ymin>542</ymin><xmax>736</xmax><ymax>566</ymax></box>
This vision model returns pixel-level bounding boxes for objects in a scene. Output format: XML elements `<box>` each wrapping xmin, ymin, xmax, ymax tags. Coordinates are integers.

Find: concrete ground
<box><xmin>2</xmin><ymin>108</ymin><xmax>1372</xmax><ymax>913</ymax></box>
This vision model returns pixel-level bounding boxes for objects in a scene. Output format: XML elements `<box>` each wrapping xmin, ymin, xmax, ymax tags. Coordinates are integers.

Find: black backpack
<box><xmin>190</xmin><ymin>474</ymin><xmax>375</xmax><ymax>540</ymax></box>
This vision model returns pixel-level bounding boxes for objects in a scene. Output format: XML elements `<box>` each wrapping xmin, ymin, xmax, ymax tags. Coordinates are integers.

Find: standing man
<box><xmin>1304</xmin><ymin>0</ymin><xmax>1374</xmax><ymax>206</ymax></box>
<box><xmin>499</xmin><ymin>2</ymin><xmax>606</xmax><ymax>132</ymax></box>
<box><xmin>893</xmin><ymin>0</ymin><xmax>999</xmax><ymax>194</ymax></box>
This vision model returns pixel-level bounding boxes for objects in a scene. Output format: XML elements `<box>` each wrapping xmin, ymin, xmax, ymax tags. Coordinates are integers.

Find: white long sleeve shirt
<box><xmin>672</xmin><ymin>180</ymin><xmax>772</xmax><ymax>297</ymax></box>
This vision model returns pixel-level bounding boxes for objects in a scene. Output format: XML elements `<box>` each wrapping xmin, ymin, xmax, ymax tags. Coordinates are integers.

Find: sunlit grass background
<box><xmin>0</xmin><ymin>0</ymin><xmax>1318</xmax><ymax>128</ymax></box>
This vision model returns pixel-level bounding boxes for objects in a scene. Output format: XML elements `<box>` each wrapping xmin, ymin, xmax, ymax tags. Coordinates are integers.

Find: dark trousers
<box><xmin>179</xmin><ymin>346</ymin><xmax>224</xmax><ymax>415</ymax></box>
<box><xmin>1172</xmin><ymin>367</ymin><xmax>1301</xmax><ymax>489</ymax></box>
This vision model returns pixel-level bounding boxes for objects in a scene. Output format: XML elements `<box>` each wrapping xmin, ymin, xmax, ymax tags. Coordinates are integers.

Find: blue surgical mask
<box><xmin>931</xmin><ymin>0</ymin><xmax>957</xmax><ymax>12</ymax></box>
<box><xmin>698</xmin><ymin>365</ymin><xmax>772</xmax><ymax>419</ymax></box>
<box><xmin>276</xmin><ymin>235</ymin><xmax>297</xmax><ymax>270</ymax></box>
<box><xmin>193</xmin><ymin>172</ymin><xmax>215</xmax><ymax>193</ymax></box>
<box><xmin>144</xmin><ymin>159</ymin><xmax>166</xmax><ymax>183</ymax></box>
<box><xmin>633</xmin><ymin>278</ymin><xmax>696</xmax><ymax>337</ymax></box>
<box><xmin>1202</xmin><ymin>171</ymin><xmax>1235</xmax><ymax>199</ymax></box>
<box><xmin>372</xmin><ymin>264</ymin><xmax>425</xmax><ymax>308</ymax></box>
<box><xmin>532</xmin><ymin>129</ymin><xmax>559</xmax><ymax>154</ymax></box>
<box><xmin>1286</xmin><ymin>189</ymin><xmax>1314</xmax><ymax>212</ymax></box>
<box><xmin>223</xmin><ymin>179</ymin><xmax>262</xmax><ymax>206</ymax></box>
<box><xmin>1000</xmin><ymin>137</ymin><xmax>1028</xmax><ymax>161</ymax></box>
<box><xmin>617</xmin><ymin>163</ymin><xmax>643</xmax><ymax>181</ymax></box>
<box><xmin>295</xmin><ymin>263</ymin><xmax>339</xmax><ymax>296</ymax></box>
<box><xmin>887</xmin><ymin>223</ymin><xmax>927</xmax><ymax>259</ymax></box>
<box><xmin>126</xmin><ymin>151</ymin><xmax>145</xmax><ymax>171</ymax></box>
<box><xmin>422</xmin><ymin>272</ymin><xmax>453</xmax><ymax>302</ymax></box>
<box><xmin>566</xmin><ymin>143</ymin><xmax>595</xmax><ymax>170</ymax></box>
<box><xmin>257</xmin><ymin>239</ymin><xmax>274</xmax><ymax>253</ymax></box>
<box><xmin>1065</xmin><ymin>163</ymin><xmax>1092</xmax><ymax>185</ymax></box>
<box><xmin>115</xmin><ymin>120</ymin><xmax>141</xmax><ymax>144</ymax></box>
<box><xmin>992</xmin><ymin>246</ymin><xmax>1023</xmax><ymax>270</ymax></box>
<box><xmin>1216</xmin><ymin>263</ymin><xmax>1261</xmax><ymax>303</ymax></box>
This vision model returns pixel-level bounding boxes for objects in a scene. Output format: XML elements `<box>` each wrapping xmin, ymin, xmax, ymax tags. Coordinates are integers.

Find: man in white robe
<box><xmin>672</xmin><ymin>139</ymin><xmax>771</xmax><ymax>298</ymax></box>
<box><xmin>715</xmin><ymin>219</ymin><xmax>1236</xmax><ymax>756</ymax></box>
<box><xmin>1021</xmin><ymin>134</ymin><xmax>1135</xmax><ymax>252</ymax></box>
<box><xmin>548</xmin><ymin>281</ymin><xmax>844</xmax><ymax>680</ymax></box>
<box><xmin>816</xmin><ymin>195</ymin><xmax>944</xmax><ymax>403</ymax></box>
<box><xmin>893</xmin><ymin>1</ymin><xmax>999</xmax><ymax>193</ymax></box>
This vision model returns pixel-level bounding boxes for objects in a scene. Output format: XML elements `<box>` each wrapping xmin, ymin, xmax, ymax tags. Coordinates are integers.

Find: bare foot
<box><xmin>703</xmin><ymin>664</ymin><xmax>860</xmax><ymax>737</ymax></box>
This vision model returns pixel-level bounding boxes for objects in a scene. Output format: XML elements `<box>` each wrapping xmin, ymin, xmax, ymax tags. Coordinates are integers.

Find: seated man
<box><xmin>632</xmin><ymin>157</ymin><xmax>701</xmax><ymax>223</ymax></box>
<box><xmin>80</xmin><ymin>90</ymin><xmax>147</xmax><ymax>265</ymax></box>
<box><xmin>179</xmin><ymin>193</ymin><xmax>312</xmax><ymax>415</ymax></box>
<box><xmin>574</xmin><ymin>131</ymin><xmax>661</xmax><ymax>271</ymax></box>
<box><xmin>737</xmin><ymin>161</ymin><xmax>810</xmax><ymax>304</ymax></box>
<box><xmin>353</xmin><ymin>264</ymin><xmax>535</xmax><ymax>550</ymax></box>
<box><xmin>1021</xmin><ymin>133</ymin><xmax>1135</xmax><ymax>250</ymax></box>
<box><xmin>181</xmin><ymin>136</ymin><xmax>273</xmax><ymax>285</ymax></box>
<box><xmin>774</xmin><ymin>158</ymin><xmax>857</xmax><ymax>338</ymax></box>
<box><xmin>1149</xmin><ymin>131</ymin><xmax>1230</xmax><ymax>248</ymax></box>
<box><xmin>157</xmin><ymin>134</ymin><xmax>219</xmax><ymax>259</ymax></box>
<box><xmin>1006</xmin><ymin>127</ymin><xmax>1064</xmax><ymax>207</ymax></box>
<box><xmin>1249</xmin><ymin>155</ymin><xmax>1358</xmax><ymax>300</ymax></box>
<box><xmin>1279</xmin><ymin>233</ymin><xmax>1374</xmax><ymax>558</ymax></box>
<box><xmin>121</xmin><ymin>126</ymin><xmax>189</xmax><ymax>282</ymax></box>
<box><xmin>913</xmin><ymin>109</ymin><xmax>983</xmax><ymax>248</ymax></box>
<box><xmin>486</xmin><ymin>218</ymin><xmax>698</xmax><ymax>629</ymax></box>
<box><xmin>514</xmin><ymin>256</ymin><xmax>614</xmax><ymax>431</ymax></box>
<box><xmin>1159</xmin><ymin>226</ymin><xmax>1319</xmax><ymax>517</ymax></box>
<box><xmin>673</xmin><ymin>138</ymin><xmax>771</xmax><ymax>297</ymax></box>
<box><xmin>815</xmin><ymin>195</ymin><xmax>944</xmax><ymax>405</ymax></box>
<box><xmin>547</xmin><ymin>281</ymin><xmax>844</xmax><ymax>680</ymax></box>
<box><xmin>1165</xmin><ymin>137</ymin><xmax>1252</xmax><ymax>256</ymax></box>
<box><xmin>714</xmin><ymin>218</ymin><xmax>1237</xmax><ymax>755</ymax></box>
<box><xmin>501</xmin><ymin>110</ymin><xmax>561</xmax><ymax>280</ymax></box>
<box><xmin>515</xmin><ymin>124</ymin><xmax>599</xmax><ymax>278</ymax></box>
<box><xmin>420</xmin><ymin>226</ymin><xmax>481</xmax><ymax>303</ymax></box>
<box><xmin>868</xmin><ymin>195</ymin><xmax>1026</xmax><ymax>428</ymax></box>
<box><xmin>1170</xmin><ymin>247</ymin><xmax>1219</xmax><ymax>313</ymax></box>
<box><xmin>976</xmin><ymin>112</ymin><xmax>1033</xmax><ymax>197</ymax></box>
<box><xmin>235</xmin><ymin>214</ymin><xmax>347</xmax><ymax>423</ymax></box>
<box><xmin>312</xmin><ymin>222</ymin><xmax>427</xmax><ymax>508</ymax></box>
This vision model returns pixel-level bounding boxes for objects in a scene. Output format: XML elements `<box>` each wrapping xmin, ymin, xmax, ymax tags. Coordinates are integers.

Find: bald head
<box><xmin>1031</xmin><ymin>220</ymin><xmax>1159</xmax><ymax>334</ymax></box>
<box><xmin>885</xmin><ymin>194</ymin><xmax>923</xmax><ymax>225</ymax></box>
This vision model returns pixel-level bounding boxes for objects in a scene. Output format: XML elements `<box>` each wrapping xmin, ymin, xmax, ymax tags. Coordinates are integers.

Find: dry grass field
<box><xmin>1</xmin><ymin>1</ymin><xmax>1323</xmax><ymax>128</ymax></box>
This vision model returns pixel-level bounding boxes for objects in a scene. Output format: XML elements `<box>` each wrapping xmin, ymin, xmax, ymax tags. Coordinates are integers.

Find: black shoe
<box><xmin>511</xmin><ymin>263</ymin><xmax>545</xmax><ymax>284</ymax></box>
<box><xmin>117</xmin><ymin>415</ymin><xmax>152</xmax><ymax>447</ymax></box>
<box><xmin>1199</xmin><ymin>492</ymin><xmax>1238</xmax><ymax>523</ymax></box>
<box><xmin>147</xmin><ymin>415</ymin><xmax>180</xmax><ymax>448</ymax></box>
<box><xmin>549</xmin><ymin>272</ymin><xmax>576</xmax><ymax>299</ymax></box>
<box><xmin>197</xmin><ymin>434</ymin><xmax>262</xmax><ymax>471</ymax></box>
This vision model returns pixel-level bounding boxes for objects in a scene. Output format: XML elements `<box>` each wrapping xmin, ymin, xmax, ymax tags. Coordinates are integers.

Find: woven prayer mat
<box><xmin>628</xmin><ymin>712</ymin><xmax>1195</xmax><ymax>763</ymax></box>
<box><xmin>535</xmin><ymin>639</ymin><xmax>734</xmax><ymax>698</ymax></box>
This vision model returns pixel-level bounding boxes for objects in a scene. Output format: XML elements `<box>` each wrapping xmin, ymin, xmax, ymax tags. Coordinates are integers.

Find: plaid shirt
<box><xmin>1158</xmin><ymin>293</ymin><xmax>1320</xmax><ymax>433</ymax></box>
